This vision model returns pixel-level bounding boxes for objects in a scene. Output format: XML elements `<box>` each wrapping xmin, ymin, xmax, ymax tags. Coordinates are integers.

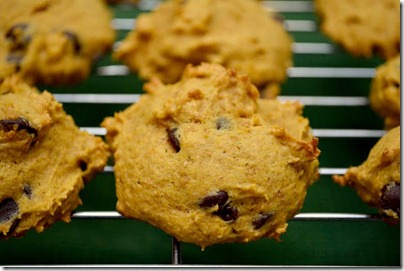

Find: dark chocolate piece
<box><xmin>252</xmin><ymin>212</ymin><xmax>274</xmax><ymax>230</ymax></box>
<box><xmin>199</xmin><ymin>190</ymin><xmax>229</xmax><ymax>208</ymax></box>
<box><xmin>167</xmin><ymin>128</ymin><xmax>181</xmax><ymax>152</ymax></box>
<box><xmin>0</xmin><ymin>117</ymin><xmax>38</xmax><ymax>143</ymax></box>
<box><xmin>380</xmin><ymin>182</ymin><xmax>400</xmax><ymax>216</ymax></box>
<box><xmin>216</xmin><ymin>117</ymin><xmax>232</xmax><ymax>130</ymax></box>
<box><xmin>0</xmin><ymin>198</ymin><xmax>19</xmax><ymax>223</ymax></box>
<box><xmin>213</xmin><ymin>203</ymin><xmax>239</xmax><ymax>222</ymax></box>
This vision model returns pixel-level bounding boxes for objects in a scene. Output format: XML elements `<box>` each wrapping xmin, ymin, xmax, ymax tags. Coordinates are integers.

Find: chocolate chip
<box><xmin>0</xmin><ymin>198</ymin><xmax>19</xmax><ymax>223</ymax></box>
<box><xmin>380</xmin><ymin>182</ymin><xmax>400</xmax><ymax>216</ymax></box>
<box><xmin>213</xmin><ymin>203</ymin><xmax>239</xmax><ymax>222</ymax></box>
<box><xmin>63</xmin><ymin>31</ymin><xmax>81</xmax><ymax>54</ymax></box>
<box><xmin>216</xmin><ymin>117</ymin><xmax>232</xmax><ymax>130</ymax></box>
<box><xmin>7</xmin><ymin>219</ymin><xmax>20</xmax><ymax>235</ymax></box>
<box><xmin>252</xmin><ymin>212</ymin><xmax>274</xmax><ymax>230</ymax></box>
<box><xmin>79</xmin><ymin>160</ymin><xmax>88</xmax><ymax>171</ymax></box>
<box><xmin>167</xmin><ymin>128</ymin><xmax>181</xmax><ymax>152</ymax></box>
<box><xmin>0</xmin><ymin>117</ymin><xmax>38</xmax><ymax>145</ymax></box>
<box><xmin>199</xmin><ymin>190</ymin><xmax>229</xmax><ymax>208</ymax></box>
<box><xmin>23</xmin><ymin>185</ymin><xmax>32</xmax><ymax>198</ymax></box>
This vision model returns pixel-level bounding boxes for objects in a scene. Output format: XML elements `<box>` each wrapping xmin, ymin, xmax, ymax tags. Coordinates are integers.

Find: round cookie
<box><xmin>102</xmin><ymin>63</ymin><xmax>320</xmax><ymax>248</ymax></box>
<box><xmin>0</xmin><ymin>75</ymin><xmax>110</xmax><ymax>237</ymax></box>
<box><xmin>114</xmin><ymin>0</ymin><xmax>293</xmax><ymax>98</ymax></box>
<box><xmin>314</xmin><ymin>0</ymin><xmax>400</xmax><ymax>59</ymax></box>
<box><xmin>0</xmin><ymin>0</ymin><xmax>115</xmax><ymax>85</ymax></box>
<box><xmin>333</xmin><ymin>126</ymin><xmax>400</xmax><ymax>225</ymax></box>
<box><xmin>369</xmin><ymin>55</ymin><xmax>400</xmax><ymax>130</ymax></box>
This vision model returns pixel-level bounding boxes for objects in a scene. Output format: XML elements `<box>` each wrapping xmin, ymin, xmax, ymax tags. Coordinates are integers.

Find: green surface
<box><xmin>0</xmin><ymin>0</ymin><xmax>400</xmax><ymax>266</ymax></box>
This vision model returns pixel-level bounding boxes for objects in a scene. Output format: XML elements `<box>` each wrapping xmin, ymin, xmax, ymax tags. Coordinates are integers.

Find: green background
<box><xmin>0</xmin><ymin>0</ymin><xmax>400</xmax><ymax>266</ymax></box>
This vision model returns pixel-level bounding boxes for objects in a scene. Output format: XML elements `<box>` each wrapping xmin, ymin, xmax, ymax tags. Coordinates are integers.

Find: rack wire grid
<box><xmin>1</xmin><ymin>0</ymin><xmax>401</xmax><ymax>268</ymax></box>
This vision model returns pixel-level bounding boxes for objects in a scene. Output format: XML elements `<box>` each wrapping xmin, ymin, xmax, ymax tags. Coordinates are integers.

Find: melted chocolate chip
<box><xmin>63</xmin><ymin>31</ymin><xmax>81</xmax><ymax>54</ymax></box>
<box><xmin>167</xmin><ymin>128</ymin><xmax>181</xmax><ymax>152</ymax></box>
<box><xmin>380</xmin><ymin>182</ymin><xmax>400</xmax><ymax>216</ymax></box>
<box><xmin>199</xmin><ymin>190</ymin><xmax>229</xmax><ymax>208</ymax></box>
<box><xmin>0</xmin><ymin>198</ymin><xmax>19</xmax><ymax>223</ymax></box>
<box><xmin>216</xmin><ymin>117</ymin><xmax>232</xmax><ymax>130</ymax></box>
<box><xmin>213</xmin><ymin>203</ymin><xmax>239</xmax><ymax>222</ymax></box>
<box><xmin>252</xmin><ymin>212</ymin><xmax>274</xmax><ymax>230</ymax></box>
<box><xmin>0</xmin><ymin>117</ymin><xmax>38</xmax><ymax>144</ymax></box>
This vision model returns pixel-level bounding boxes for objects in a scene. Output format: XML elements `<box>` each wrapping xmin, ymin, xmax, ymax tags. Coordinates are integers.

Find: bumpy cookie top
<box><xmin>315</xmin><ymin>0</ymin><xmax>400</xmax><ymax>59</ymax></box>
<box><xmin>333</xmin><ymin>126</ymin><xmax>400</xmax><ymax>224</ymax></box>
<box><xmin>369</xmin><ymin>55</ymin><xmax>400</xmax><ymax>130</ymax></box>
<box><xmin>0</xmin><ymin>0</ymin><xmax>115</xmax><ymax>85</ymax></box>
<box><xmin>0</xmin><ymin>76</ymin><xmax>110</xmax><ymax>237</ymax></box>
<box><xmin>103</xmin><ymin>63</ymin><xmax>319</xmax><ymax>248</ymax></box>
<box><xmin>115</xmin><ymin>0</ymin><xmax>293</xmax><ymax>98</ymax></box>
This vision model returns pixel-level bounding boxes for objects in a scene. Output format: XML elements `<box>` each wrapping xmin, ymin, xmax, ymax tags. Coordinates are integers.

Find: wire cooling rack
<box><xmin>1</xmin><ymin>0</ymin><xmax>400</xmax><ymax>267</ymax></box>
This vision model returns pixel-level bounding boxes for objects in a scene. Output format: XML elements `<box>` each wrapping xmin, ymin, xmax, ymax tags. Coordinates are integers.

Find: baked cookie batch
<box><xmin>0</xmin><ymin>0</ymin><xmax>400</xmax><ymax>248</ymax></box>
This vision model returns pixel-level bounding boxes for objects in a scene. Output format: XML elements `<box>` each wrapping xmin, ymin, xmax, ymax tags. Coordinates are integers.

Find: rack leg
<box><xmin>171</xmin><ymin>237</ymin><xmax>182</xmax><ymax>264</ymax></box>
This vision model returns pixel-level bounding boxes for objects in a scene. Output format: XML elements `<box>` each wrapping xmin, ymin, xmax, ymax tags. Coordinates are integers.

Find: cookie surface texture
<box><xmin>0</xmin><ymin>0</ymin><xmax>115</xmax><ymax>85</ymax></box>
<box><xmin>102</xmin><ymin>63</ymin><xmax>320</xmax><ymax>248</ymax></box>
<box><xmin>369</xmin><ymin>55</ymin><xmax>400</xmax><ymax>130</ymax></box>
<box><xmin>333</xmin><ymin>126</ymin><xmax>400</xmax><ymax>224</ymax></box>
<box><xmin>315</xmin><ymin>0</ymin><xmax>400</xmax><ymax>59</ymax></box>
<box><xmin>114</xmin><ymin>0</ymin><xmax>293</xmax><ymax>98</ymax></box>
<box><xmin>0</xmin><ymin>76</ymin><xmax>110</xmax><ymax>237</ymax></box>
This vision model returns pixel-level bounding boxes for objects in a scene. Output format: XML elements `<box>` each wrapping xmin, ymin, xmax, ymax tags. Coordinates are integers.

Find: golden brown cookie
<box><xmin>102</xmin><ymin>63</ymin><xmax>320</xmax><ymax>248</ymax></box>
<box><xmin>114</xmin><ymin>0</ymin><xmax>293</xmax><ymax>98</ymax></box>
<box><xmin>0</xmin><ymin>0</ymin><xmax>115</xmax><ymax>85</ymax></box>
<box><xmin>0</xmin><ymin>76</ymin><xmax>110</xmax><ymax>237</ymax></box>
<box><xmin>333</xmin><ymin>126</ymin><xmax>400</xmax><ymax>225</ymax></box>
<box><xmin>369</xmin><ymin>55</ymin><xmax>400</xmax><ymax>130</ymax></box>
<box><xmin>314</xmin><ymin>0</ymin><xmax>400</xmax><ymax>59</ymax></box>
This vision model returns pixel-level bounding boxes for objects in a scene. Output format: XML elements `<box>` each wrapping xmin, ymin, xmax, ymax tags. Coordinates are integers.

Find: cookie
<box><xmin>0</xmin><ymin>75</ymin><xmax>110</xmax><ymax>237</ymax></box>
<box><xmin>333</xmin><ymin>126</ymin><xmax>400</xmax><ymax>225</ymax></box>
<box><xmin>314</xmin><ymin>0</ymin><xmax>400</xmax><ymax>59</ymax></box>
<box><xmin>369</xmin><ymin>55</ymin><xmax>400</xmax><ymax>130</ymax></box>
<box><xmin>0</xmin><ymin>0</ymin><xmax>115</xmax><ymax>85</ymax></box>
<box><xmin>114</xmin><ymin>0</ymin><xmax>293</xmax><ymax>98</ymax></box>
<box><xmin>102</xmin><ymin>63</ymin><xmax>320</xmax><ymax>248</ymax></box>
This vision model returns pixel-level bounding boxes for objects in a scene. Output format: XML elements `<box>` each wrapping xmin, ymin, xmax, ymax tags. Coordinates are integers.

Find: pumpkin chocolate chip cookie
<box><xmin>0</xmin><ymin>0</ymin><xmax>115</xmax><ymax>85</ymax></box>
<box><xmin>333</xmin><ymin>126</ymin><xmax>400</xmax><ymax>225</ymax></box>
<box><xmin>369</xmin><ymin>55</ymin><xmax>400</xmax><ymax>130</ymax></box>
<box><xmin>102</xmin><ymin>63</ymin><xmax>320</xmax><ymax>248</ymax></box>
<box><xmin>0</xmin><ymin>75</ymin><xmax>110</xmax><ymax>237</ymax></box>
<box><xmin>114</xmin><ymin>0</ymin><xmax>293</xmax><ymax>98</ymax></box>
<box><xmin>314</xmin><ymin>0</ymin><xmax>400</xmax><ymax>59</ymax></box>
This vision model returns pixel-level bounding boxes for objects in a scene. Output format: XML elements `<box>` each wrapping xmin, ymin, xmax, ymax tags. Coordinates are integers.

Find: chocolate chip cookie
<box><xmin>0</xmin><ymin>75</ymin><xmax>110</xmax><ymax>237</ymax></box>
<box><xmin>369</xmin><ymin>55</ymin><xmax>400</xmax><ymax>130</ymax></box>
<box><xmin>102</xmin><ymin>63</ymin><xmax>320</xmax><ymax>248</ymax></box>
<box><xmin>333</xmin><ymin>126</ymin><xmax>400</xmax><ymax>225</ymax></box>
<box><xmin>0</xmin><ymin>0</ymin><xmax>115</xmax><ymax>85</ymax></box>
<box><xmin>114</xmin><ymin>0</ymin><xmax>293</xmax><ymax>98</ymax></box>
<box><xmin>314</xmin><ymin>0</ymin><xmax>400</xmax><ymax>59</ymax></box>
